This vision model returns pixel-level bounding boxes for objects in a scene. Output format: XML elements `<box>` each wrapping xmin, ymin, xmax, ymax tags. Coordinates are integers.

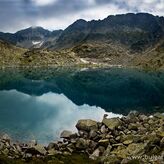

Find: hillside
<box><xmin>0</xmin><ymin>13</ymin><xmax>164</xmax><ymax>69</ymax></box>
<box><xmin>0</xmin><ymin>40</ymin><xmax>81</xmax><ymax>67</ymax></box>
<box><xmin>0</xmin><ymin>40</ymin><xmax>26</xmax><ymax>66</ymax></box>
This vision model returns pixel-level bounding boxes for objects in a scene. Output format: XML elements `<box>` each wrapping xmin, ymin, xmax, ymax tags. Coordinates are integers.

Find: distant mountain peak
<box><xmin>0</xmin><ymin>13</ymin><xmax>163</xmax><ymax>51</ymax></box>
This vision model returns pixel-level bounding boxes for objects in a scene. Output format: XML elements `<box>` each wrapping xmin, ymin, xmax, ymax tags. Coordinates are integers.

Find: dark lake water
<box><xmin>0</xmin><ymin>67</ymin><xmax>164</xmax><ymax>143</ymax></box>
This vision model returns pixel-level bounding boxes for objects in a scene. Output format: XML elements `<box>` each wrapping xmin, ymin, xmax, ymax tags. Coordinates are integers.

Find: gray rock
<box><xmin>0</xmin><ymin>142</ymin><xmax>4</xmax><ymax>150</ymax></box>
<box><xmin>76</xmin><ymin>119</ymin><xmax>98</xmax><ymax>131</ymax></box>
<box><xmin>76</xmin><ymin>138</ymin><xmax>90</xmax><ymax>150</ymax></box>
<box><xmin>102</xmin><ymin>144</ymin><xmax>112</xmax><ymax>157</ymax></box>
<box><xmin>1</xmin><ymin>134</ymin><xmax>10</xmax><ymax>143</ymax></box>
<box><xmin>26</xmin><ymin>144</ymin><xmax>47</xmax><ymax>155</ymax></box>
<box><xmin>102</xmin><ymin>118</ymin><xmax>121</xmax><ymax>130</ymax></box>
<box><xmin>139</xmin><ymin>114</ymin><xmax>148</xmax><ymax>121</ymax></box>
<box><xmin>28</xmin><ymin>140</ymin><xmax>37</xmax><ymax>147</ymax></box>
<box><xmin>160</xmin><ymin>137</ymin><xmax>164</xmax><ymax>147</ymax></box>
<box><xmin>60</xmin><ymin>130</ymin><xmax>73</xmax><ymax>139</ymax></box>
<box><xmin>127</xmin><ymin>111</ymin><xmax>139</xmax><ymax>119</ymax></box>
<box><xmin>89</xmin><ymin>140</ymin><xmax>97</xmax><ymax>150</ymax></box>
<box><xmin>48</xmin><ymin>149</ymin><xmax>61</xmax><ymax>156</ymax></box>
<box><xmin>24</xmin><ymin>153</ymin><xmax>32</xmax><ymax>158</ymax></box>
<box><xmin>98</xmin><ymin>139</ymin><xmax>109</xmax><ymax>147</ymax></box>
<box><xmin>47</xmin><ymin>142</ymin><xmax>59</xmax><ymax>150</ymax></box>
<box><xmin>100</xmin><ymin>125</ymin><xmax>107</xmax><ymax>134</ymax></box>
<box><xmin>89</xmin><ymin>130</ymin><xmax>97</xmax><ymax>139</ymax></box>
<box><xmin>34</xmin><ymin>144</ymin><xmax>47</xmax><ymax>155</ymax></box>
<box><xmin>154</xmin><ymin>113</ymin><xmax>164</xmax><ymax>119</ymax></box>
<box><xmin>128</xmin><ymin>123</ymin><xmax>138</xmax><ymax>130</ymax></box>
<box><xmin>2</xmin><ymin>148</ymin><xmax>9</xmax><ymax>155</ymax></box>
<box><xmin>89</xmin><ymin>148</ymin><xmax>100</xmax><ymax>160</ymax></box>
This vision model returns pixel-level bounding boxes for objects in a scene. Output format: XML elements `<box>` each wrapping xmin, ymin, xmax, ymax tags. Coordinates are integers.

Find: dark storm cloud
<box><xmin>0</xmin><ymin>0</ymin><xmax>163</xmax><ymax>32</ymax></box>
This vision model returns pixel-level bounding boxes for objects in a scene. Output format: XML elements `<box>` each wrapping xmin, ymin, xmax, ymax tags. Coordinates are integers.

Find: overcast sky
<box><xmin>0</xmin><ymin>0</ymin><xmax>163</xmax><ymax>33</ymax></box>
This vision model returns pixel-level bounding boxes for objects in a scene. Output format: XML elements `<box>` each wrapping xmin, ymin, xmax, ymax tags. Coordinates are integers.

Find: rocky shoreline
<box><xmin>0</xmin><ymin>111</ymin><xmax>164</xmax><ymax>163</ymax></box>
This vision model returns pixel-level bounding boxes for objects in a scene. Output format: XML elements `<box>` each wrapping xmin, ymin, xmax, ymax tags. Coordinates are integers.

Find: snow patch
<box><xmin>32</xmin><ymin>41</ymin><xmax>44</xmax><ymax>47</ymax></box>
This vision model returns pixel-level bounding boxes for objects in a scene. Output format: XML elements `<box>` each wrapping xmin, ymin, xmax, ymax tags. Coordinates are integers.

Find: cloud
<box><xmin>0</xmin><ymin>0</ymin><xmax>163</xmax><ymax>32</ymax></box>
<box><xmin>32</xmin><ymin>0</ymin><xmax>57</xmax><ymax>6</ymax></box>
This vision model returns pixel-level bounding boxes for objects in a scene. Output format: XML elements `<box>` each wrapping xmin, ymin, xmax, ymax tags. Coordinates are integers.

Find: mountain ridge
<box><xmin>0</xmin><ymin>13</ymin><xmax>164</xmax><ymax>69</ymax></box>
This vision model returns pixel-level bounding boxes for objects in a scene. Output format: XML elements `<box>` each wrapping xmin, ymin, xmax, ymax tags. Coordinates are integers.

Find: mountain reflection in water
<box><xmin>0</xmin><ymin>67</ymin><xmax>164</xmax><ymax>143</ymax></box>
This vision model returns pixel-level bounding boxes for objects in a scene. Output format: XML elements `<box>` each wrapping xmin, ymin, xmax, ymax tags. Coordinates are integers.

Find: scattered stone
<box><xmin>0</xmin><ymin>111</ymin><xmax>163</xmax><ymax>164</ymax></box>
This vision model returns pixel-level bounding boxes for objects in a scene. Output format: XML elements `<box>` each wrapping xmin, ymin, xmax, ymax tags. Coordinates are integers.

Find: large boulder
<box><xmin>76</xmin><ymin>119</ymin><xmax>98</xmax><ymax>131</ymax></box>
<box><xmin>102</xmin><ymin>118</ymin><xmax>122</xmax><ymax>130</ymax></box>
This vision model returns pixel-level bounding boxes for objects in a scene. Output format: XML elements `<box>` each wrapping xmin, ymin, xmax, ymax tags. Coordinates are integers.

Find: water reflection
<box><xmin>0</xmin><ymin>67</ymin><xmax>164</xmax><ymax>114</ymax></box>
<box><xmin>0</xmin><ymin>90</ymin><xmax>121</xmax><ymax>143</ymax></box>
<box><xmin>0</xmin><ymin>67</ymin><xmax>164</xmax><ymax>143</ymax></box>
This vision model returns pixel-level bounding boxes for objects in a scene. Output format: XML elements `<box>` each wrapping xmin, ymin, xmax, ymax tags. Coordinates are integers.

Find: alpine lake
<box><xmin>0</xmin><ymin>67</ymin><xmax>164</xmax><ymax>144</ymax></box>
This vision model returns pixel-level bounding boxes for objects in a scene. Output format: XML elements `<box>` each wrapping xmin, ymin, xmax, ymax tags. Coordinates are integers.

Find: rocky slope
<box><xmin>0</xmin><ymin>40</ymin><xmax>81</xmax><ymax>67</ymax></box>
<box><xmin>0</xmin><ymin>111</ymin><xmax>164</xmax><ymax>163</ymax></box>
<box><xmin>71</xmin><ymin>40</ymin><xmax>164</xmax><ymax>70</ymax></box>
<box><xmin>0</xmin><ymin>13</ymin><xmax>164</xmax><ymax>69</ymax></box>
<box><xmin>0</xmin><ymin>40</ymin><xmax>26</xmax><ymax>66</ymax></box>
<box><xmin>132</xmin><ymin>40</ymin><xmax>164</xmax><ymax>70</ymax></box>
